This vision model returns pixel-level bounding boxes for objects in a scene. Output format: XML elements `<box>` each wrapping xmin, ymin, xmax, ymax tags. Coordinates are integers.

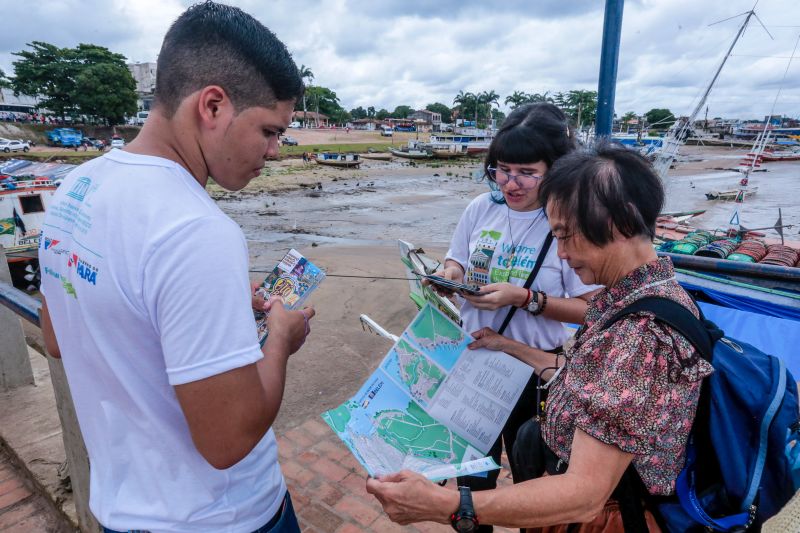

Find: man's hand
<box><xmin>251</xmin><ymin>281</ymin><xmax>268</xmax><ymax>312</ymax></box>
<box><xmin>264</xmin><ymin>297</ymin><xmax>314</xmax><ymax>355</ymax></box>
<box><xmin>468</xmin><ymin>327</ymin><xmax>509</xmax><ymax>352</ymax></box>
<box><xmin>366</xmin><ymin>470</ymin><xmax>457</xmax><ymax>525</ymax></box>
<box><xmin>462</xmin><ymin>282</ymin><xmax>528</xmax><ymax>310</ymax></box>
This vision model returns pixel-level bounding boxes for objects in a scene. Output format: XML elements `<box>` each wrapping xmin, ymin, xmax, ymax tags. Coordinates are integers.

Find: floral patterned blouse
<box><xmin>542</xmin><ymin>257</ymin><xmax>714</xmax><ymax>495</ymax></box>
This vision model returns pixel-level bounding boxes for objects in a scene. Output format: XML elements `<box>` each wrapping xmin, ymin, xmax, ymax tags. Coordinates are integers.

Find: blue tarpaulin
<box><xmin>698</xmin><ymin>301</ymin><xmax>800</xmax><ymax>378</ymax></box>
<box><xmin>680</xmin><ymin>278</ymin><xmax>800</xmax><ymax>322</ymax></box>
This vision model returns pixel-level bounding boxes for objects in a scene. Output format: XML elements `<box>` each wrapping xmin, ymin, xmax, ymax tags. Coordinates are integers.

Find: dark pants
<box><xmin>102</xmin><ymin>491</ymin><xmax>300</xmax><ymax>533</ymax></box>
<box><xmin>457</xmin><ymin>372</ymin><xmax>543</xmax><ymax>532</ymax></box>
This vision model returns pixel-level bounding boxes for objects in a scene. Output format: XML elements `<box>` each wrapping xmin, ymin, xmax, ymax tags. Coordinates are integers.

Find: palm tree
<box><xmin>299</xmin><ymin>64</ymin><xmax>314</xmax><ymax>127</ymax></box>
<box><xmin>479</xmin><ymin>90</ymin><xmax>500</xmax><ymax>126</ymax></box>
<box><xmin>621</xmin><ymin>111</ymin><xmax>637</xmax><ymax>133</ymax></box>
<box><xmin>453</xmin><ymin>90</ymin><xmax>477</xmax><ymax>124</ymax></box>
<box><xmin>529</xmin><ymin>91</ymin><xmax>553</xmax><ymax>104</ymax></box>
<box><xmin>504</xmin><ymin>91</ymin><xmax>531</xmax><ymax>109</ymax></box>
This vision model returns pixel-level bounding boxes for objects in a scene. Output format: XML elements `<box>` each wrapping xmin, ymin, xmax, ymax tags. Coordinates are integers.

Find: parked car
<box><xmin>380</xmin><ymin>127</ymin><xmax>393</xmax><ymax>137</ymax></box>
<box><xmin>288</xmin><ymin>121</ymin><xmax>301</xmax><ymax>128</ymax></box>
<box><xmin>46</xmin><ymin>128</ymin><xmax>83</xmax><ymax>147</ymax></box>
<box><xmin>281</xmin><ymin>136</ymin><xmax>299</xmax><ymax>146</ymax></box>
<box><xmin>0</xmin><ymin>139</ymin><xmax>30</xmax><ymax>153</ymax></box>
<box><xmin>110</xmin><ymin>137</ymin><xmax>125</xmax><ymax>149</ymax></box>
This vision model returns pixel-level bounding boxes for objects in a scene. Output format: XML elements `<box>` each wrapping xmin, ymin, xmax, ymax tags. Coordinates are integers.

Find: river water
<box><xmin>218</xmin><ymin>147</ymin><xmax>800</xmax><ymax>268</ymax></box>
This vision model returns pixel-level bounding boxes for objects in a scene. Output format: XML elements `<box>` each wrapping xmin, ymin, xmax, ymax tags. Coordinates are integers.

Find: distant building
<box><xmin>410</xmin><ymin>109</ymin><xmax>441</xmax><ymax>126</ymax></box>
<box><xmin>0</xmin><ymin>88</ymin><xmax>40</xmax><ymax>114</ymax></box>
<box><xmin>292</xmin><ymin>111</ymin><xmax>329</xmax><ymax>127</ymax></box>
<box><xmin>350</xmin><ymin>119</ymin><xmax>379</xmax><ymax>131</ymax></box>
<box><xmin>127</xmin><ymin>62</ymin><xmax>157</xmax><ymax>111</ymax></box>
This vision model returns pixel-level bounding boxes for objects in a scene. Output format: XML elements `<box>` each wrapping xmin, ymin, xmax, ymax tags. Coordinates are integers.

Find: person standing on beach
<box><xmin>38</xmin><ymin>3</ymin><xmax>311</xmax><ymax>532</ymax></box>
<box><xmin>425</xmin><ymin>103</ymin><xmax>601</xmax><ymax>532</ymax></box>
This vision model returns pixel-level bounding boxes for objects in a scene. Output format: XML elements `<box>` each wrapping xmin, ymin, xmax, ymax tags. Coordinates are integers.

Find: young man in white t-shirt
<box><xmin>38</xmin><ymin>3</ymin><xmax>311</xmax><ymax>532</ymax></box>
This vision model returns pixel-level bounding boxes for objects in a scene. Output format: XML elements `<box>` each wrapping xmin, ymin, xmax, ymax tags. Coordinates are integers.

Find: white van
<box><xmin>380</xmin><ymin>126</ymin><xmax>393</xmax><ymax>137</ymax></box>
<box><xmin>135</xmin><ymin>111</ymin><xmax>149</xmax><ymax>125</ymax></box>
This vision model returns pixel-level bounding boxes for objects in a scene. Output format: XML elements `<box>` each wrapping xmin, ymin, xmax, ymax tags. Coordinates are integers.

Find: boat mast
<box><xmin>595</xmin><ymin>0</ymin><xmax>625</xmax><ymax>138</ymax></box>
<box><xmin>653</xmin><ymin>8</ymin><xmax>757</xmax><ymax>180</ymax></box>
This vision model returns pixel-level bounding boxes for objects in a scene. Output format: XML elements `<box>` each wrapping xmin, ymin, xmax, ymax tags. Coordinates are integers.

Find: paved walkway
<box><xmin>0</xmin><ymin>446</ymin><xmax>73</xmax><ymax>532</ymax></box>
<box><xmin>277</xmin><ymin>418</ymin><xmax>515</xmax><ymax>533</ymax></box>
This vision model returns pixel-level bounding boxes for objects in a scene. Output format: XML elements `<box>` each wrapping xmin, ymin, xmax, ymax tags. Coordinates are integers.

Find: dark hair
<box><xmin>538</xmin><ymin>140</ymin><xmax>665</xmax><ymax>246</ymax></box>
<box><xmin>484</xmin><ymin>103</ymin><xmax>575</xmax><ymax>203</ymax></box>
<box><xmin>154</xmin><ymin>1</ymin><xmax>304</xmax><ymax>116</ymax></box>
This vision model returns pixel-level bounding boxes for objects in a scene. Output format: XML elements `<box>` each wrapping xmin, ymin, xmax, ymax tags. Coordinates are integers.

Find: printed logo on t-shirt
<box><xmin>466</xmin><ymin>230</ymin><xmax>501</xmax><ymax>285</ymax></box>
<box><xmin>66</xmin><ymin>177</ymin><xmax>91</xmax><ymax>202</ymax></box>
<box><xmin>491</xmin><ymin>242</ymin><xmax>539</xmax><ymax>283</ymax></box>
<box><xmin>67</xmin><ymin>253</ymin><xmax>99</xmax><ymax>286</ymax></box>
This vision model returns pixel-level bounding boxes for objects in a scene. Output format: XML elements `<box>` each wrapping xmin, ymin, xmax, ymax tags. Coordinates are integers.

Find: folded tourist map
<box><xmin>253</xmin><ymin>249</ymin><xmax>325</xmax><ymax>345</ymax></box>
<box><xmin>322</xmin><ymin>303</ymin><xmax>533</xmax><ymax>481</ymax></box>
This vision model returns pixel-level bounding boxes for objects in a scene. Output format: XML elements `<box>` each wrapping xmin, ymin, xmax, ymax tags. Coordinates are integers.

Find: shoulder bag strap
<box><xmin>497</xmin><ymin>232</ymin><xmax>554</xmax><ymax>335</ymax></box>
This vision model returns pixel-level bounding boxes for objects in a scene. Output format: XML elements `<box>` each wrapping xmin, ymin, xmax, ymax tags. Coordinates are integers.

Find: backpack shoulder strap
<box><xmin>602</xmin><ymin>296</ymin><xmax>715</xmax><ymax>361</ymax></box>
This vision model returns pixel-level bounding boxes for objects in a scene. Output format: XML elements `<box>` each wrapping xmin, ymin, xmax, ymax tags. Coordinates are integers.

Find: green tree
<box><xmin>0</xmin><ymin>68</ymin><xmax>10</xmax><ymax>89</ymax></box>
<box><xmin>12</xmin><ymin>41</ymin><xmax>137</xmax><ymax>124</ymax></box>
<box><xmin>350</xmin><ymin>106</ymin><xmax>367</xmax><ymax>120</ymax></box>
<box><xmin>298</xmin><ymin>64</ymin><xmax>314</xmax><ymax>124</ymax></box>
<box><xmin>504</xmin><ymin>91</ymin><xmax>531</xmax><ymax>109</ymax></box>
<box><xmin>391</xmin><ymin>105</ymin><xmax>414</xmax><ymax>119</ymax></box>
<box><xmin>71</xmin><ymin>44</ymin><xmax>136</xmax><ymax>124</ymax></box>
<box><xmin>12</xmin><ymin>41</ymin><xmax>76</xmax><ymax>119</ymax></box>
<box><xmin>491</xmin><ymin>108</ymin><xmax>506</xmax><ymax>127</ymax></box>
<box><xmin>644</xmin><ymin>108</ymin><xmax>675</xmax><ymax>130</ymax></box>
<box><xmin>367</xmin><ymin>106</ymin><xmax>376</xmax><ymax>118</ymax></box>
<box><xmin>453</xmin><ymin>90</ymin><xmax>478</xmax><ymax>124</ymax></box>
<box><xmin>561</xmin><ymin>90</ymin><xmax>598</xmax><ymax>130</ymax></box>
<box><xmin>529</xmin><ymin>91</ymin><xmax>554</xmax><ymax>104</ymax></box>
<box><xmin>376</xmin><ymin>108</ymin><xmax>390</xmax><ymax>120</ymax></box>
<box><xmin>479</xmin><ymin>90</ymin><xmax>500</xmax><ymax>127</ymax></box>
<box><xmin>305</xmin><ymin>85</ymin><xmax>347</xmax><ymax>123</ymax></box>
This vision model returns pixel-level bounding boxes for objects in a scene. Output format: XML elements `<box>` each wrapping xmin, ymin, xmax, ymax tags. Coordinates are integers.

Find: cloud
<box><xmin>1</xmin><ymin>0</ymin><xmax>799</xmax><ymax>119</ymax></box>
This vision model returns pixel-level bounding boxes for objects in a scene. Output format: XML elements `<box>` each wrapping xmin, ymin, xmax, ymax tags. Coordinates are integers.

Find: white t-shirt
<box><xmin>446</xmin><ymin>193</ymin><xmax>600</xmax><ymax>351</ymax></box>
<box><xmin>39</xmin><ymin>150</ymin><xmax>285</xmax><ymax>533</ymax></box>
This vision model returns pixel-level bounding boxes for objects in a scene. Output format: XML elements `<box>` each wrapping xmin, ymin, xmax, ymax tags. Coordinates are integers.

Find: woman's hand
<box><xmin>462</xmin><ymin>282</ymin><xmax>528</xmax><ymax>310</ymax></box>
<box><xmin>251</xmin><ymin>281</ymin><xmax>268</xmax><ymax>312</ymax></box>
<box><xmin>423</xmin><ymin>264</ymin><xmax>464</xmax><ymax>296</ymax></box>
<box><xmin>468</xmin><ymin>327</ymin><xmax>509</xmax><ymax>351</ymax></box>
<box><xmin>366</xmin><ymin>470</ymin><xmax>457</xmax><ymax>525</ymax></box>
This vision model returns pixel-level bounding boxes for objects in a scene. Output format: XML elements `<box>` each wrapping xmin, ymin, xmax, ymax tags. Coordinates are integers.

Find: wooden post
<box><xmin>0</xmin><ymin>246</ymin><xmax>34</xmax><ymax>391</ymax></box>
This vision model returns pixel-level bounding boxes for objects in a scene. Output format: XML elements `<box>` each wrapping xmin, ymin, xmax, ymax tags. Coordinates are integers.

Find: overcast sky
<box><xmin>2</xmin><ymin>0</ymin><xmax>799</xmax><ymax>120</ymax></box>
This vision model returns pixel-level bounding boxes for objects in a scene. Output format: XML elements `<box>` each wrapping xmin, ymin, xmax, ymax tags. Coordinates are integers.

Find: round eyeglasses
<box><xmin>486</xmin><ymin>166</ymin><xmax>543</xmax><ymax>189</ymax></box>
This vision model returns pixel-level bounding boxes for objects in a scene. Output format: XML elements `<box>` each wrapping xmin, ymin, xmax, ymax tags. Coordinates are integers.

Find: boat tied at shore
<box><xmin>314</xmin><ymin>152</ymin><xmax>361</xmax><ymax>168</ymax></box>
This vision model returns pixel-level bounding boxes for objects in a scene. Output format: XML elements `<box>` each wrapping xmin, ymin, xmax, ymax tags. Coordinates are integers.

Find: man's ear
<box><xmin>196</xmin><ymin>86</ymin><xmax>232</xmax><ymax>130</ymax></box>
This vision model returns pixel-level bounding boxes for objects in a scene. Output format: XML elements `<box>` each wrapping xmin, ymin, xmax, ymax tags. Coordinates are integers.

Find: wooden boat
<box><xmin>314</xmin><ymin>153</ymin><xmax>361</xmax><ymax>168</ymax></box>
<box><xmin>389</xmin><ymin>148</ymin><xmax>432</xmax><ymax>160</ymax></box>
<box><xmin>360</xmin><ymin>152</ymin><xmax>393</xmax><ymax>161</ymax></box>
<box><xmin>759</xmin><ymin>149</ymin><xmax>800</xmax><ymax>162</ymax></box>
<box><xmin>432</xmin><ymin>149</ymin><xmax>466</xmax><ymax>159</ymax></box>
<box><xmin>705</xmin><ymin>187</ymin><xmax>758</xmax><ymax>201</ymax></box>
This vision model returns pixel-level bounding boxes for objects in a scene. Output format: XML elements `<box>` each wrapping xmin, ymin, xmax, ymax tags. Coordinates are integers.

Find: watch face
<box><xmin>455</xmin><ymin>517</ymin><xmax>478</xmax><ymax>533</ymax></box>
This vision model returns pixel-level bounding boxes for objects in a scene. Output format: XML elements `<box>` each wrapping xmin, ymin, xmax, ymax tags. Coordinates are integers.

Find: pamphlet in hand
<box><xmin>322</xmin><ymin>303</ymin><xmax>533</xmax><ymax>481</ymax></box>
<box><xmin>253</xmin><ymin>249</ymin><xmax>325</xmax><ymax>345</ymax></box>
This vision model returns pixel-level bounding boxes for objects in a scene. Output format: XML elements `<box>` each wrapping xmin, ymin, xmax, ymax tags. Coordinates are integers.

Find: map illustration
<box><xmin>381</xmin><ymin>338</ymin><xmax>446</xmax><ymax>408</ymax></box>
<box><xmin>323</xmin><ymin>303</ymin><xmax>522</xmax><ymax>480</ymax></box>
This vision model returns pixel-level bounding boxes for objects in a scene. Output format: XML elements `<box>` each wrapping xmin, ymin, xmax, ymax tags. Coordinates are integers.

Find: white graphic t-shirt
<box><xmin>446</xmin><ymin>192</ymin><xmax>600</xmax><ymax>351</ymax></box>
<box><xmin>39</xmin><ymin>150</ymin><xmax>285</xmax><ymax>533</ymax></box>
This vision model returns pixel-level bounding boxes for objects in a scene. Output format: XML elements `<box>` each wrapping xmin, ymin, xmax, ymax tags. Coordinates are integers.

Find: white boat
<box><xmin>0</xmin><ymin>176</ymin><xmax>58</xmax><ymax>261</ymax></box>
<box><xmin>705</xmin><ymin>187</ymin><xmax>758</xmax><ymax>201</ymax></box>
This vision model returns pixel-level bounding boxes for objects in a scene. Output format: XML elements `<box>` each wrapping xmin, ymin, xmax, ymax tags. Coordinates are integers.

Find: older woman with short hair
<box><xmin>366</xmin><ymin>141</ymin><xmax>713</xmax><ymax>532</ymax></box>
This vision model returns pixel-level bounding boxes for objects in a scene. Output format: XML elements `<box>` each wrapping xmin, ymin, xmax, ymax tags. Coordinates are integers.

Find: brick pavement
<box><xmin>0</xmin><ymin>447</ymin><xmax>73</xmax><ymax>532</ymax></box>
<box><xmin>277</xmin><ymin>418</ymin><xmax>516</xmax><ymax>533</ymax></box>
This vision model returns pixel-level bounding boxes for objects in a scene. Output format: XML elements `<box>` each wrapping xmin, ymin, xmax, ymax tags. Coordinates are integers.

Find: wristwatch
<box><xmin>450</xmin><ymin>486</ymin><xmax>479</xmax><ymax>532</ymax></box>
<box><xmin>526</xmin><ymin>290</ymin><xmax>541</xmax><ymax>315</ymax></box>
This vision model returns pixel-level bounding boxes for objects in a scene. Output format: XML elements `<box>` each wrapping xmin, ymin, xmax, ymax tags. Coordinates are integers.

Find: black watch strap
<box><xmin>451</xmin><ymin>486</ymin><xmax>479</xmax><ymax>532</ymax></box>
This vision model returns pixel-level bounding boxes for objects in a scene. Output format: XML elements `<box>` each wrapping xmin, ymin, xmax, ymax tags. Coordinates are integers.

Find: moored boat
<box><xmin>315</xmin><ymin>152</ymin><xmax>361</xmax><ymax>168</ymax></box>
<box><xmin>705</xmin><ymin>187</ymin><xmax>758</xmax><ymax>201</ymax></box>
<box><xmin>360</xmin><ymin>152</ymin><xmax>393</xmax><ymax>161</ymax></box>
<box><xmin>389</xmin><ymin>148</ymin><xmax>431</xmax><ymax>160</ymax></box>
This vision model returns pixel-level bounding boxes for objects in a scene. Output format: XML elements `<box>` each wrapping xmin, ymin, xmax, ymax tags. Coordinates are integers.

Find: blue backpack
<box><xmin>607</xmin><ymin>296</ymin><xmax>800</xmax><ymax>532</ymax></box>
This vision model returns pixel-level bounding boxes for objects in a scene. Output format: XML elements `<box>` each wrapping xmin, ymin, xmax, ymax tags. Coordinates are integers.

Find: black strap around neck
<box><xmin>497</xmin><ymin>232</ymin><xmax>554</xmax><ymax>335</ymax></box>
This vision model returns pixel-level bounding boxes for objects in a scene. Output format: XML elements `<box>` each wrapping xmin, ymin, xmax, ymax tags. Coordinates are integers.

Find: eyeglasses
<box><xmin>486</xmin><ymin>166</ymin><xmax>543</xmax><ymax>189</ymax></box>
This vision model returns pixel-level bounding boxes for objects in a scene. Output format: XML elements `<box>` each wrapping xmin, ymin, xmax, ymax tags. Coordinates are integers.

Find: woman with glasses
<box><xmin>428</xmin><ymin>104</ymin><xmax>601</xmax><ymax>519</ymax></box>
